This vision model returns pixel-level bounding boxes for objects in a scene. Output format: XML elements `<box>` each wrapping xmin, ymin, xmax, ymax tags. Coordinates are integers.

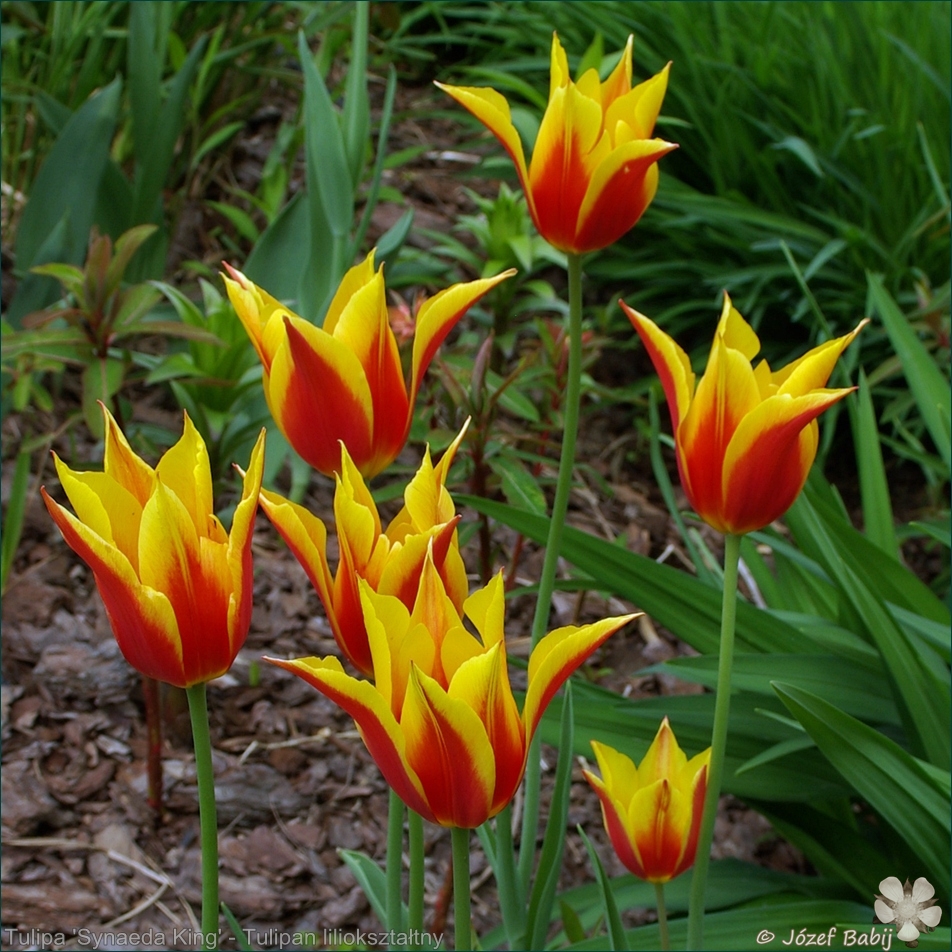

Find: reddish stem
<box><xmin>141</xmin><ymin>675</ymin><xmax>163</xmax><ymax>819</ymax></box>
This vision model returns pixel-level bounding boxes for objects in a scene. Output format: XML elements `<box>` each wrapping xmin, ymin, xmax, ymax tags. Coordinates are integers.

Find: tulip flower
<box><xmin>584</xmin><ymin>719</ymin><xmax>710</xmax><ymax>883</ymax></box>
<box><xmin>437</xmin><ymin>34</ymin><xmax>677</xmax><ymax>254</ymax></box>
<box><xmin>622</xmin><ymin>295</ymin><xmax>866</xmax><ymax>535</ymax></box>
<box><xmin>223</xmin><ymin>251</ymin><xmax>513</xmax><ymax>479</ymax></box>
<box><xmin>256</xmin><ymin>426</ymin><xmax>470</xmax><ymax>677</ymax></box>
<box><xmin>270</xmin><ymin>564</ymin><xmax>635</xmax><ymax>828</ymax></box>
<box><xmin>42</xmin><ymin>404</ymin><xmax>265</xmax><ymax>688</ymax></box>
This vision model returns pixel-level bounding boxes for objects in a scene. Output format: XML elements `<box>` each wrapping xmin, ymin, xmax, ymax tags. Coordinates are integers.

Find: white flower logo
<box><xmin>874</xmin><ymin>876</ymin><xmax>942</xmax><ymax>947</ymax></box>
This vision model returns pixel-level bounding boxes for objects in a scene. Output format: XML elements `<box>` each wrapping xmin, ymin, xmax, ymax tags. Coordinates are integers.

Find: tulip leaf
<box><xmin>9</xmin><ymin>79</ymin><xmax>122</xmax><ymax>326</ymax></box>
<box><xmin>649</xmin><ymin>653</ymin><xmax>900</xmax><ymax>725</ymax></box>
<box><xmin>545</xmin><ymin>682</ymin><xmax>850</xmax><ymax>802</ymax></box>
<box><xmin>298</xmin><ymin>31</ymin><xmax>353</xmax><ymax>241</ymax></box>
<box><xmin>787</xmin><ymin>490</ymin><xmax>951</xmax><ymax>769</ymax></box>
<box><xmin>867</xmin><ymin>271</ymin><xmax>951</xmax><ymax>472</ymax></box>
<box><xmin>526</xmin><ymin>681</ymin><xmax>574</xmax><ymax>951</ymax></box>
<box><xmin>491</xmin><ymin>453</ymin><xmax>547</xmax><ymax>516</ymax></box>
<box><xmin>339</xmin><ymin>849</ymin><xmax>408</xmax><ymax>930</ymax></box>
<box><xmin>848</xmin><ymin>370</ymin><xmax>899</xmax><ymax>559</ymax></box>
<box><xmin>753</xmin><ymin>801</ymin><xmax>906</xmax><ymax>899</ymax></box>
<box><xmin>772</xmin><ymin>682</ymin><xmax>951</xmax><ymax>897</ymax></box>
<box><xmin>244</xmin><ymin>192</ymin><xmax>310</xmax><ymax>309</ymax></box>
<box><xmin>578</xmin><ymin>826</ymin><xmax>629</xmax><ymax>951</ymax></box>
<box><xmin>457</xmin><ymin>495</ymin><xmax>806</xmax><ymax>655</ymax></box>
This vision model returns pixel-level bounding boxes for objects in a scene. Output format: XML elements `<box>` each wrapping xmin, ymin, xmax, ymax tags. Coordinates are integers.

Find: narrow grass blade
<box><xmin>849</xmin><ymin>371</ymin><xmax>898</xmax><ymax>558</ymax></box>
<box><xmin>1</xmin><ymin>450</ymin><xmax>32</xmax><ymax>595</ymax></box>
<box><xmin>578</xmin><ymin>826</ymin><xmax>629</xmax><ymax>951</ymax></box>
<box><xmin>526</xmin><ymin>681</ymin><xmax>574</xmax><ymax>950</ymax></box>
<box><xmin>868</xmin><ymin>272</ymin><xmax>951</xmax><ymax>471</ymax></box>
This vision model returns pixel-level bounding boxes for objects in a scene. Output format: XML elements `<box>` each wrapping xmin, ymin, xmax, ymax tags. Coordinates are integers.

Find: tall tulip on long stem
<box><xmin>622</xmin><ymin>295</ymin><xmax>865</xmax><ymax>948</ymax></box>
<box><xmin>43</xmin><ymin>405</ymin><xmax>265</xmax><ymax>950</ymax></box>
<box><xmin>439</xmin><ymin>32</ymin><xmax>677</xmax><ymax>899</ymax></box>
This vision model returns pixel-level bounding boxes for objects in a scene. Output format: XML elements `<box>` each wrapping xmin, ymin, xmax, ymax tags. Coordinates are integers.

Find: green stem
<box><xmin>654</xmin><ymin>882</ymin><xmax>670</xmax><ymax>952</ymax></box>
<box><xmin>686</xmin><ymin>533</ymin><xmax>742</xmax><ymax>950</ymax></box>
<box><xmin>451</xmin><ymin>827</ymin><xmax>472</xmax><ymax>952</ymax></box>
<box><xmin>518</xmin><ymin>251</ymin><xmax>584</xmax><ymax>895</ymax></box>
<box><xmin>494</xmin><ymin>804</ymin><xmax>524</xmax><ymax>949</ymax></box>
<box><xmin>387</xmin><ymin>788</ymin><xmax>405</xmax><ymax>945</ymax></box>
<box><xmin>408</xmin><ymin>809</ymin><xmax>425</xmax><ymax>948</ymax></box>
<box><xmin>186</xmin><ymin>682</ymin><xmax>219</xmax><ymax>951</ymax></box>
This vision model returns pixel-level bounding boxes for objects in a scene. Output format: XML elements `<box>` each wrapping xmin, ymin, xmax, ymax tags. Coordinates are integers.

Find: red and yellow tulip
<box><xmin>622</xmin><ymin>295</ymin><xmax>866</xmax><ymax>535</ymax></box>
<box><xmin>223</xmin><ymin>251</ymin><xmax>513</xmax><ymax>479</ymax></box>
<box><xmin>583</xmin><ymin>719</ymin><xmax>710</xmax><ymax>883</ymax></box>
<box><xmin>42</xmin><ymin>405</ymin><xmax>265</xmax><ymax>688</ymax></box>
<box><xmin>270</xmin><ymin>563</ymin><xmax>635</xmax><ymax>828</ymax></box>
<box><xmin>437</xmin><ymin>34</ymin><xmax>677</xmax><ymax>254</ymax></box>
<box><xmin>257</xmin><ymin>426</ymin><xmax>469</xmax><ymax>677</ymax></box>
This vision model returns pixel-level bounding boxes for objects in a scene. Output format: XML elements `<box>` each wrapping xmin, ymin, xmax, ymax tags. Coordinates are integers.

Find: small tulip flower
<box><xmin>622</xmin><ymin>295</ymin><xmax>866</xmax><ymax>535</ymax></box>
<box><xmin>270</xmin><ymin>565</ymin><xmax>635</xmax><ymax>828</ymax></box>
<box><xmin>584</xmin><ymin>719</ymin><xmax>710</xmax><ymax>883</ymax></box>
<box><xmin>256</xmin><ymin>426</ymin><xmax>470</xmax><ymax>677</ymax></box>
<box><xmin>437</xmin><ymin>34</ymin><xmax>677</xmax><ymax>254</ymax></box>
<box><xmin>42</xmin><ymin>405</ymin><xmax>265</xmax><ymax>688</ymax></box>
<box><xmin>223</xmin><ymin>251</ymin><xmax>513</xmax><ymax>479</ymax></box>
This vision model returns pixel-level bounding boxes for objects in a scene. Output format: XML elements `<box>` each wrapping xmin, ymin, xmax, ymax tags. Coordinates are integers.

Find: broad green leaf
<box><xmin>491</xmin><ymin>454</ymin><xmax>547</xmax><ymax>516</ymax></box>
<box><xmin>244</xmin><ymin>192</ymin><xmax>310</xmax><ymax>311</ymax></box>
<box><xmin>652</xmin><ymin>653</ymin><xmax>899</xmax><ymax>725</ymax></box>
<box><xmin>81</xmin><ymin>357</ymin><xmax>125</xmax><ymax>438</ymax></box>
<box><xmin>298</xmin><ymin>31</ymin><xmax>353</xmax><ymax>240</ymax></box>
<box><xmin>849</xmin><ymin>371</ymin><xmax>898</xmax><ymax>558</ymax></box>
<box><xmin>458</xmin><ymin>495</ymin><xmax>805</xmax><ymax>655</ymax></box>
<box><xmin>544</xmin><ymin>682</ymin><xmax>849</xmax><ymax>802</ymax></box>
<box><xmin>773</xmin><ymin>682</ymin><xmax>950</xmax><ymax>896</ymax></box>
<box><xmin>10</xmin><ymin>79</ymin><xmax>121</xmax><ymax>325</ymax></box>
<box><xmin>868</xmin><ymin>272</ymin><xmax>951</xmax><ymax>471</ymax></box>
<box><xmin>130</xmin><ymin>19</ymin><xmax>205</xmax><ymax>224</ymax></box>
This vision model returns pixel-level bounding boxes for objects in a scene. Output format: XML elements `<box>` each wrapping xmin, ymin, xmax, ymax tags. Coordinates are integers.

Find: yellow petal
<box><xmin>774</xmin><ymin>320</ymin><xmax>867</xmax><ymax>396</ymax></box>
<box><xmin>402</xmin><ymin>665</ymin><xmax>495</xmax><ymax>828</ymax></box>
<box><xmin>268</xmin><ymin>654</ymin><xmax>432</xmax><ymax>819</ymax></box>
<box><xmin>523</xmin><ymin>614</ymin><xmax>636</xmax><ymax>740</ymax></box>
<box><xmin>590</xmin><ymin>740</ymin><xmax>639</xmax><ymax>811</ymax></box>
<box><xmin>101</xmin><ymin>404</ymin><xmax>155</xmax><ymax>506</ymax></box>
<box><xmin>409</xmin><ymin>271</ymin><xmax>515</xmax><ymax>410</ymax></box>
<box><xmin>463</xmin><ymin>571</ymin><xmax>506</xmax><ymax>649</ymax></box>
<box><xmin>53</xmin><ymin>454</ymin><xmax>142</xmax><ymax>569</ymax></box>
<box><xmin>599</xmin><ymin>35</ymin><xmax>633</xmax><ymax>108</ymax></box>
<box><xmin>267</xmin><ymin>315</ymin><xmax>374</xmax><ymax>476</ymax></box>
<box><xmin>323</xmin><ymin>249</ymin><xmax>378</xmax><ymax>336</ymax></box>
<box><xmin>434</xmin><ymin>82</ymin><xmax>532</xmax><ymax>215</ymax></box>
<box><xmin>224</xmin><ymin>429</ymin><xmax>265</xmax><ymax>653</ymax></box>
<box><xmin>636</xmin><ymin>717</ymin><xmax>688</xmax><ymax>787</ymax></box>
<box><xmin>156</xmin><ymin>412</ymin><xmax>219</xmax><ymax>540</ymax></box>
<box><xmin>42</xmin><ymin>488</ymin><xmax>184</xmax><ymax>685</ymax></box>
<box><xmin>716</xmin><ymin>293</ymin><xmax>761</xmax><ymax>362</ymax></box>
<box><xmin>448</xmin><ymin>644</ymin><xmax>525</xmax><ymax>813</ymax></box>
<box><xmin>621</xmin><ymin>303</ymin><xmax>695</xmax><ymax>433</ymax></box>
<box><xmin>575</xmin><ymin>137</ymin><xmax>677</xmax><ymax>251</ymax></box>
